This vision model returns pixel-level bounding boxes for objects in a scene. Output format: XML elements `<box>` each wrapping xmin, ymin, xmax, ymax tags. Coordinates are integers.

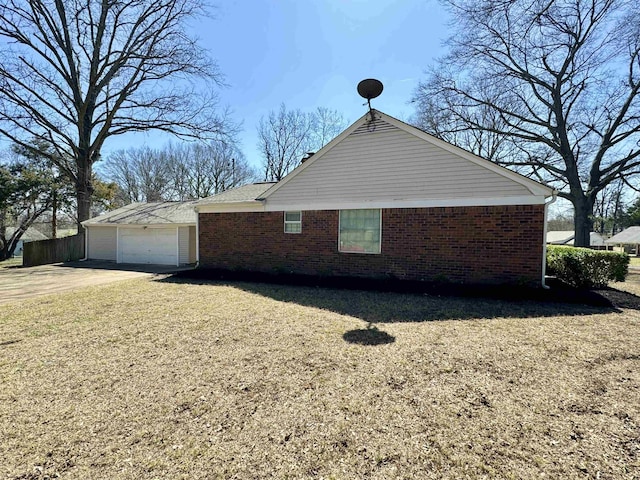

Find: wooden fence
<box><xmin>23</xmin><ymin>233</ymin><xmax>85</xmax><ymax>267</ymax></box>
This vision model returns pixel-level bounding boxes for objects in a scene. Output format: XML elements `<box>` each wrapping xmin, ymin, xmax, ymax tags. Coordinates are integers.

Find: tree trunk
<box><xmin>1</xmin><ymin>236</ymin><xmax>18</xmax><ymax>260</ymax></box>
<box><xmin>0</xmin><ymin>213</ymin><xmax>6</xmax><ymax>260</ymax></box>
<box><xmin>1</xmin><ymin>224</ymin><xmax>27</xmax><ymax>261</ymax></box>
<box><xmin>0</xmin><ymin>218</ymin><xmax>9</xmax><ymax>260</ymax></box>
<box><xmin>0</xmin><ymin>213</ymin><xmax>14</xmax><ymax>260</ymax></box>
<box><xmin>51</xmin><ymin>190</ymin><xmax>57</xmax><ymax>239</ymax></box>
<box><xmin>573</xmin><ymin>194</ymin><xmax>595</xmax><ymax>247</ymax></box>
<box><xmin>76</xmin><ymin>159</ymin><xmax>93</xmax><ymax>231</ymax></box>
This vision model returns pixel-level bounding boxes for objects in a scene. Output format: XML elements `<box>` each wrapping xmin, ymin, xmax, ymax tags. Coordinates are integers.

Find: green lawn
<box><xmin>1</xmin><ymin>276</ymin><xmax>639</xmax><ymax>479</ymax></box>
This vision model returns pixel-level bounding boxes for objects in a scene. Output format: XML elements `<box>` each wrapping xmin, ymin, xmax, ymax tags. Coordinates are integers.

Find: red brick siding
<box><xmin>198</xmin><ymin>205</ymin><xmax>545</xmax><ymax>284</ymax></box>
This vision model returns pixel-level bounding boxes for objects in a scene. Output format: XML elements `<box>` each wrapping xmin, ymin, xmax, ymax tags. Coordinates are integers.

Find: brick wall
<box><xmin>199</xmin><ymin>205</ymin><xmax>545</xmax><ymax>285</ymax></box>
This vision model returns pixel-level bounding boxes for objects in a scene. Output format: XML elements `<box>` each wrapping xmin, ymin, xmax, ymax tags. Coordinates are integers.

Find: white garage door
<box><xmin>119</xmin><ymin>228</ymin><xmax>177</xmax><ymax>265</ymax></box>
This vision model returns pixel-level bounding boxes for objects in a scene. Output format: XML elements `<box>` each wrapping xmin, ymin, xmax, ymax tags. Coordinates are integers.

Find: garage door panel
<box><xmin>119</xmin><ymin>228</ymin><xmax>177</xmax><ymax>265</ymax></box>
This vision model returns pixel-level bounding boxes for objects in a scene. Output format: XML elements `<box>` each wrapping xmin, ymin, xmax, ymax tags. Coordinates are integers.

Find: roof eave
<box><xmin>85</xmin><ymin>221</ymin><xmax>196</xmax><ymax>227</ymax></box>
<box><xmin>376</xmin><ymin>111</ymin><xmax>555</xmax><ymax>197</ymax></box>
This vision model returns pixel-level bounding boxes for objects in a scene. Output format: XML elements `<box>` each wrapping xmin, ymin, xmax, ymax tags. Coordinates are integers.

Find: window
<box><xmin>284</xmin><ymin>211</ymin><xmax>302</xmax><ymax>233</ymax></box>
<box><xmin>339</xmin><ymin>209</ymin><xmax>381</xmax><ymax>254</ymax></box>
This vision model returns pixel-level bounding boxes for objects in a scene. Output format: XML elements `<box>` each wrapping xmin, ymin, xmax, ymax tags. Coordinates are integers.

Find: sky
<box><xmin>105</xmin><ymin>0</ymin><xmax>451</xmax><ymax>170</ymax></box>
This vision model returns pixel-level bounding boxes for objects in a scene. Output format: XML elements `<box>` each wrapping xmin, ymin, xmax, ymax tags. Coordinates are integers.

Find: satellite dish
<box><xmin>357</xmin><ymin>78</ymin><xmax>383</xmax><ymax>100</ymax></box>
<box><xmin>357</xmin><ymin>79</ymin><xmax>383</xmax><ymax>122</ymax></box>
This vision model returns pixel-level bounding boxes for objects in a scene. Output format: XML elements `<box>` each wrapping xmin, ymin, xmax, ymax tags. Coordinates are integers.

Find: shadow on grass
<box><xmin>155</xmin><ymin>269</ymin><xmax>640</xmax><ymax>323</ymax></box>
<box><xmin>1</xmin><ymin>260</ymin><xmax>194</xmax><ymax>274</ymax></box>
<box><xmin>343</xmin><ymin>324</ymin><xmax>396</xmax><ymax>345</ymax></box>
<box><xmin>56</xmin><ymin>260</ymin><xmax>196</xmax><ymax>274</ymax></box>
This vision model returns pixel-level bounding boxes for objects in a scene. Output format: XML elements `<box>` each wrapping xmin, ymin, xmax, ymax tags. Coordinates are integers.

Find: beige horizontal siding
<box><xmin>188</xmin><ymin>226</ymin><xmax>196</xmax><ymax>263</ymax></box>
<box><xmin>266</xmin><ymin>120</ymin><xmax>531</xmax><ymax>208</ymax></box>
<box><xmin>87</xmin><ymin>227</ymin><xmax>116</xmax><ymax>261</ymax></box>
<box><xmin>178</xmin><ymin>226</ymin><xmax>189</xmax><ymax>265</ymax></box>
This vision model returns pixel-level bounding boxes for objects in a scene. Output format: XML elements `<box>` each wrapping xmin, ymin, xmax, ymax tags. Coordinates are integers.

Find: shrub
<box><xmin>546</xmin><ymin>245</ymin><xmax>629</xmax><ymax>288</ymax></box>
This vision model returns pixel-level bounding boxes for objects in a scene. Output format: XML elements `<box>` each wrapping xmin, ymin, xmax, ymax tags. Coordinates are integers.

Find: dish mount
<box><xmin>357</xmin><ymin>78</ymin><xmax>383</xmax><ymax>122</ymax></box>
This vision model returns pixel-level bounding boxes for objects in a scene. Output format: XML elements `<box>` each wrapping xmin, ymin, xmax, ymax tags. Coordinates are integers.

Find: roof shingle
<box><xmin>605</xmin><ymin>226</ymin><xmax>640</xmax><ymax>244</ymax></box>
<box><xmin>83</xmin><ymin>201</ymin><xmax>197</xmax><ymax>226</ymax></box>
<box><xmin>196</xmin><ymin>182</ymin><xmax>276</xmax><ymax>205</ymax></box>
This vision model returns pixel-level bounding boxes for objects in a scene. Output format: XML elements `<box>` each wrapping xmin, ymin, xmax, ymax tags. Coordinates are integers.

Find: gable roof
<box><xmin>197</xmin><ymin>110</ymin><xmax>554</xmax><ymax>214</ymax></box>
<box><xmin>546</xmin><ymin>231</ymin><xmax>575</xmax><ymax>244</ymax></box>
<box><xmin>547</xmin><ymin>231</ymin><xmax>606</xmax><ymax>246</ymax></box>
<box><xmin>5</xmin><ymin>227</ymin><xmax>49</xmax><ymax>242</ymax></box>
<box><xmin>82</xmin><ymin>201</ymin><xmax>197</xmax><ymax>226</ymax></box>
<box><xmin>259</xmin><ymin>110</ymin><xmax>554</xmax><ymax>205</ymax></box>
<box><xmin>606</xmin><ymin>226</ymin><xmax>640</xmax><ymax>244</ymax></box>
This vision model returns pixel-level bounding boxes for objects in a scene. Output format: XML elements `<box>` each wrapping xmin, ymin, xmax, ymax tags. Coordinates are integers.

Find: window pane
<box><xmin>284</xmin><ymin>222</ymin><xmax>301</xmax><ymax>233</ymax></box>
<box><xmin>284</xmin><ymin>211</ymin><xmax>302</xmax><ymax>234</ymax></box>
<box><xmin>285</xmin><ymin>211</ymin><xmax>301</xmax><ymax>222</ymax></box>
<box><xmin>339</xmin><ymin>209</ymin><xmax>381</xmax><ymax>254</ymax></box>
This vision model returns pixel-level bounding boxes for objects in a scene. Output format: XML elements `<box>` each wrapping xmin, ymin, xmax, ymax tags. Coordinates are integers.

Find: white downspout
<box><xmin>80</xmin><ymin>224</ymin><xmax>88</xmax><ymax>261</ymax></box>
<box><xmin>195</xmin><ymin>206</ymin><xmax>200</xmax><ymax>267</ymax></box>
<box><xmin>541</xmin><ymin>192</ymin><xmax>558</xmax><ymax>289</ymax></box>
<box><xmin>176</xmin><ymin>226</ymin><xmax>180</xmax><ymax>267</ymax></box>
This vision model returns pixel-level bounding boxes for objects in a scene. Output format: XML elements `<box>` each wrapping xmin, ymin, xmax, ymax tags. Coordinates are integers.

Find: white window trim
<box><xmin>284</xmin><ymin>211</ymin><xmax>302</xmax><ymax>234</ymax></box>
<box><xmin>338</xmin><ymin>209</ymin><xmax>382</xmax><ymax>254</ymax></box>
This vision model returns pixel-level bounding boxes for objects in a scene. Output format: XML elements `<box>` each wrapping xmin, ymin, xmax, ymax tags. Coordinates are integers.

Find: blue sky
<box><xmin>107</xmin><ymin>0</ymin><xmax>451</xmax><ymax>170</ymax></box>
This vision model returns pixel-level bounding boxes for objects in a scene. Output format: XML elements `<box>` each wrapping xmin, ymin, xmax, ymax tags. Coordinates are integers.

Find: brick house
<box><xmin>196</xmin><ymin>110</ymin><xmax>555</xmax><ymax>286</ymax></box>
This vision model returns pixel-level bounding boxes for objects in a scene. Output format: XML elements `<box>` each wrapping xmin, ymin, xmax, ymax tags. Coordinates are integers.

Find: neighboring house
<box><xmin>6</xmin><ymin>227</ymin><xmax>49</xmax><ymax>257</ymax></box>
<box><xmin>546</xmin><ymin>231</ymin><xmax>606</xmax><ymax>247</ymax></box>
<box><xmin>56</xmin><ymin>228</ymin><xmax>79</xmax><ymax>238</ymax></box>
<box><xmin>196</xmin><ymin>110</ymin><xmax>555</xmax><ymax>285</ymax></box>
<box><xmin>605</xmin><ymin>226</ymin><xmax>640</xmax><ymax>255</ymax></box>
<box><xmin>82</xmin><ymin>202</ymin><xmax>196</xmax><ymax>266</ymax></box>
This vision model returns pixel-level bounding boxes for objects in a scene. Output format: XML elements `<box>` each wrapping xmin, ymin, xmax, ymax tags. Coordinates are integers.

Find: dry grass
<box><xmin>1</xmin><ymin>276</ymin><xmax>639</xmax><ymax>479</ymax></box>
<box><xmin>0</xmin><ymin>257</ymin><xmax>23</xmax><ymax>269</ymax></box>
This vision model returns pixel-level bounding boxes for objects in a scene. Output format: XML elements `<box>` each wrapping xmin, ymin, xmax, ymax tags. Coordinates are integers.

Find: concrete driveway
<box><xmin>0</xmin><ymin>261</ymin><xmax>191</xmax><ymax>305</ymax></box>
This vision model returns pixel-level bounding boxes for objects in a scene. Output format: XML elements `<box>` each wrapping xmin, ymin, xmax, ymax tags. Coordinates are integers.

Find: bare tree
<box><xmin>105</xmin><ymin>147</ymin><xmax>172</xmax><ymax>203</ymax></box>
<box><xmin>413</xmin><ymin>0</ymin><xmax>640</xmax><ymax>246</ymax></box>
<box><xmin>258</xmin><ymin>104</ymin><xmax>314</xmax><ymax>182</ymax></box>
<box><xmin>0</xmin><ymin>0</ymin><xmax>233</xmax><ymax>228</ymax></box>
<box><xmin>167</xmin><ymin>142</ymin><xmax>256</xmax><ymax>199</ymax></box>
<box><xmin>104</xmin><ymin>142</ymin><xmax>256</xmax><ymax>202</ymax></box>
<box><xmin>413</xmin><ymin>97</ymin><xmax>519</xmax><ymax>166</ymax></box>
<box><xmin>310</xmin><ymin>107</ymin><xmax>347</xmax><ymax>150</ymax></box>
<box><xmin>592</xmin><ymin>179</ymin><xmax>626</xmax><ymax>235</ymax></box>
<box><xmin>258</xmin><ymin>104</ymin><xmax>347</xmax><ymax>181</ymax></box>
<box><xmin>104</xmin><ymin>150</ymin><xmax>146</xmax><ymax>204</ymax></box>
<box><xmin>181</xmin><ymin>142</ymin><xmax>256</xmax><ymax>198</ymax></box>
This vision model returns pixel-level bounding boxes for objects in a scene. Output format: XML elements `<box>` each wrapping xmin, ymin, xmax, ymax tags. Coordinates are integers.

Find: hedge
<box><xmin>546</xmin><ymin>245</ymin><xmax>629</xmax><ymax>288</ymax></box>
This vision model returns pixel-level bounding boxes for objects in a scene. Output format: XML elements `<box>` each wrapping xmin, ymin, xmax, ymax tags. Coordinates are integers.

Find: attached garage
<box><xmin>119</xmin><ymin>227</ymin><xmax>177</xmax><ymax>265</ymax></box>
<box><xmin>82</xmin><ymin>202</ymin><xmax>197</xmax><ymax>266</ymax></box>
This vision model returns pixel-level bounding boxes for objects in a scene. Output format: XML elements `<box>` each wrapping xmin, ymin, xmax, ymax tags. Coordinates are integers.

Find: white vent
<box><xmin>350</xmin><ymin>117</ymin><xmax>399</xmax><ymax>136</ymax></box>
